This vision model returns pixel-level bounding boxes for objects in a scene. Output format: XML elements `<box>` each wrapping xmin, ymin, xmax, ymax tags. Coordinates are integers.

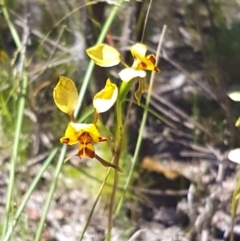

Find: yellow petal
<box><xmin>136</xmin><ymin>54</ymin><xmax>160</xmax><ymax>72</ymax></box>
<box><xmin>53</xmin><ymin>76</ymin><xmax>78</xmax><ymax>116</ymax></box>
<box><xmin>118</xmin><ymin>68</ymin><xmax>146</xmax><ymax>82</ymax></box>
<box><xmin>132</xmin><ymin>54</ymin><xmax>160</xmax><ymax>72</ymax></box>
<box><xmin>131</xmin><ymin>43</ymin><xmax>147</xmax><ymax>58</ymax></box>
<box><xmin>93</xmin><ymin>79</ymin><xmax>118</xmax><ymax>113</ymax></box>
<box><xmin>86</xmin><ymin>44</ymin><xmax>121</xmax><ymax>67</ymax></box>
<box><xmin>60</xmin><ymin>122</ymin><xmax>108</xmax><ymax>145</ymax></box>
<box><xmin>60</xmin><ymin>122</ymin><xmax>83</xmax><ymax>145</ymax></box>
<box><xmin>77</xmin><ymin>123</ymin><xmax>108</xmax><ymax>143</ymax></box>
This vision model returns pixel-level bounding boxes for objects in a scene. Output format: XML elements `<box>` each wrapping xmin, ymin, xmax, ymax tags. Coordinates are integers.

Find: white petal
<box><xmin>69</xmin><ymin>122</ymin><xmax>92</xmax><ymax>131</ymax></box>
<box><xmin>228</xmin><ymin>148</ymin><xmax>240</xmax><ymax>163</ymax></box>
<box><xmin>118</xmin><ymin>68</ymin><xmax>146</xmax><ymax>82</ymax></box>
<box><xmin>93</xmin><ymin>87</ymin><xmax>118</xmax><ymax>113</ymax></box>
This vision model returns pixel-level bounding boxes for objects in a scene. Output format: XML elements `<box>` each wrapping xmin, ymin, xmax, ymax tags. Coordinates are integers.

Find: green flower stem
<box><xmin>106</xmin><ymin>67</ymin><xmax>134</xmax><ymax>241</ymax></box>
<box><xmin>118</xmin><ymin>80</ymin><xmax>135</xmax><ymax>103</ymax></box>
<box><xmin>106</xmin><ymin>140</ymin><xmax>122</xmax><ymax>241</ymax></box>
<box><xmin>107</xmin><ymin>80</ymin><xmax>135</xmax><ymax>236</ymax></box>
<box><xmin>116</xmin><ymin>79</ymin><xmax>134</xmax><ymax>135</ymax></box>
<box><xmin>3</xmin><ymin>148</ymin><xmax>58</xmax><ymax>241</ymax></box>
<box><xmin>106</xmin><ymin>96</ymin><xmax>124</xmax><ymax>241</ymax></box>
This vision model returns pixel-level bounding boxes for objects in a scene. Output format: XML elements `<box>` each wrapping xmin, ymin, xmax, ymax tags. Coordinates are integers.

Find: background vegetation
<box><xmin>1</xmin><ymin>0</ymin><xmax>240</xmax><ymax>240</ymax></box>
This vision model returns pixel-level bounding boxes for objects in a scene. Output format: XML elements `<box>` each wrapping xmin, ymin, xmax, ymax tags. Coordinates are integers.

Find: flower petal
<box><xmin>135</xmin><ymin>54</ymin><xmax>160</xmax><ymax>72</ymax></box>
<box><xmin>60</xmin><ymin>122</ymin><xmax>108</xmax><ymax>149</ymax></box>
<box><xmin>60</xmin><ymin>122</ymin><xmax>93</xmax><ymax>145</ymax></box>
<box><xmin>60</xmin><ymin>123</ymin><xmax>80</xmax><ymax>145</ymax></box>
<box><xmin>81</xmin><ymin>124</ymin><xmax>108</xmax><ymax>143</ymax></box>
<box><xmin>118</xmin><ymin>68</ymin><xmax>146</xmax><ymax>82</ymax></box>
<box><xmin>78</xmin><ymin>142</ymin><xmax>95</xmax><ymax>159</ymax></box>
<box><xmin>135</xmin><ymin>78</ymin><xmax>149</xmax><ymax>105</ymax></box>
<box><xmin>228</xmin><ymin>148</ymin><xmax>240</xmax><ymax>163</ymax></box>
<box><xmin>86</xmin><ymin>44</ymin><xmax>121</xmax><ymax>67</ymax></box>
<box><xmin>93</xmin><ymin>79</ymin><xmax>118</xmax><ymax>113</ymax></box>
<box><xmin>78</xmin><ymin>133</ymin><xmax>95</xmax><ymax>159</ymax></box>
<box><xmin>53</xmin><ymin>76</ymin><xmax>78</xmax><ymax>117</ymax></box>
<box><xmin>235</xmin><ymin>116</ymin><xmax>240</xmax><ymax>127</ymax></box>
<box><xmin>146</xmin><ymin>54</ymin><xmax>160</xmax><ymax>72</ymax></box>
<box><xmin>131</xmin><ymin>43</ymin><xmax>147</xmax><ymax>58</ymax></box>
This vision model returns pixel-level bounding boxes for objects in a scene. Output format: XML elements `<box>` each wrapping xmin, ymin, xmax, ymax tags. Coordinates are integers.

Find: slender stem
<box><xmin>140</xmin><ymin>0</ymin><xmax>153</xmax><ymax>43</ymax></box>
<box><xmin>1</xmin><ymin>1</ymin><xmax>24</xmax><ymax>237</ymax></box>
<box><xmin>106</xmin><ymin>71</ymin><xmax>127</xmax><ymax>241</ymax></box>
<box><xmin>106</xmin><ymin>138</ymin><xmax>122</xmax><ymax>241</ymax></box>
<box><xmin>2</xmin><ymin>148</ymin><xmax>58</xmax><ymax>241</ymax></box>
<box><xmin>106</xmin><ymin>170</ymin><xmax>118</xmax><ymax>241</ymax></box>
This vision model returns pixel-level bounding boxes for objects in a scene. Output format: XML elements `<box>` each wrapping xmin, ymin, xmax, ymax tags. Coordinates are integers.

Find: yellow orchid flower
<box><xmin>86</xmin><ymin>44</ymin><xmax>121</xmax><ymax>67</ymax></box>
<box><xmin>118</xmin><ymin>43</ymin><xmax>160</xmax><ymax>82</ymax></box>
<box><xmin>93</xmin><ymin>78</ymin><xmax>118</xmax><ymax>113</ymax></box>
<box><xmin>118</xmin><ymin>43</ymin><xmax>160</xmax><ymax>105</ymax></box>
<box><xmin>60</xmin><ymin>122</ymin><xmax>123</xmax><ymax>172</ymax></box>
<box><xmin>60</xmin><ymin>122</ymin><xmax>108</xmax><ymax>159</ymax></box>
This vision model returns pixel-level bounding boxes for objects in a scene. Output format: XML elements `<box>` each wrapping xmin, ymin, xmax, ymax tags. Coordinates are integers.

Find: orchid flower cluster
<box><xmin>53</xmin><ymin>43</ymin><xmax>160</xmax><ymax>171</ymax></box>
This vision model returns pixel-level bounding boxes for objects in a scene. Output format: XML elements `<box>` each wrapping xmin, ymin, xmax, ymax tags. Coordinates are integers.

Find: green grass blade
<box><xmin>34</xmin><ymin>145</ymin><xmax>67</xmax><ymax>241</ymax></box>
<box><xmin>1</xmin><ymin>1</ymin><xmax>21</xmax><ymax>49</ymax></box>
<box><xmin>2</xmin><ymin>71</ymin><xmax>28</xmax><ymax>237</ymax></box>
<box><xmin>1</xmin><ymin>1</ymin><xmax>24</xmax><ymax>237</ymax></box>
<box><xmin>2</xmin><ymin>148</ymin><xmax>58</xmax><ymax>241</ymax></box>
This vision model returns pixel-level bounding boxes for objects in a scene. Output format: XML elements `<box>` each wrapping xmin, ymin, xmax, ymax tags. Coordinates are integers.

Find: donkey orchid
<box><xmin>118</xmin><ymin>43</ymin><xmax>160</xmax><ymax>82</ymax></box>
<box><xmin>60</xmin><ymin>122</ymin><xmax>108</xmax><ymax>159</ymax></box>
